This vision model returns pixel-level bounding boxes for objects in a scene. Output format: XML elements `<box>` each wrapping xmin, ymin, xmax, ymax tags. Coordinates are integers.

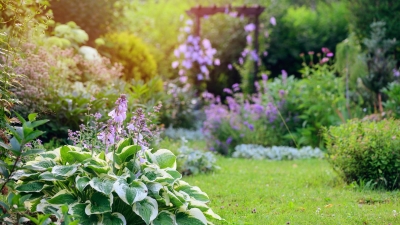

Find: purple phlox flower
<box><xmin>239</xmin><ymin>57</ymin><xmax>244</xmax><ymax>65</ymax></box>
<box><xmin>327</xmin><ymin>52</ymin><xmax>334</xmax><ymax>57</ymax></box>
<box><xmin>182</xmin><ymin>60</ymin><xmax>192</xmax><ymax>69</ymax></box>
<box><xmin>279</xmin><ymin>89</ymin><xmax>285</xmax><ymax>98</ymax></box>
<box><xmin>261</xmin><ymin>73</ymin><xmax>268</xmax><ymax>81</ymax></box>
<box><xmin>228</xmin><ymin>64</ymin><xmax>233</xmax><ymax>70</ymax></box>
<box><xmin>252</xmin><ymin>104</ymin><xmax>264</xmax><ymax>115</ymax></box>
<box><xmin>127</xmin><ymin>123</ymin><xmax>135</xmax><ymax>131</ymax></box>
<box><xmin>178</xmin><ymin>69</ymin><xmax>185</xmax><ymax>76</ymax></box>
<box><xmin>226</xmin><ymin>137</ymin><xmax>233</xmax><ymax>145</ymax></box>
<box><xmin>281</xmin><ymin>70</ymin><xmax>287</xmax><ymax>83</ymax></box>
<box><xmin>321</xmin><ymin>47</ymin><xmax>330</xmax><ymax>53</ymax></box>
<box><xmin>250</xmin><ymin>50</ymin><xmax>258</xmax><ymax>61</ymax></box>
<box><xmin>197</xmin><ymin>74</ymin><xmax>204</xmax><ymax>80</ymax></box>
<box><xmin>263</xmin><ymin>51</ymin><xmax>268</xmax><ymax>56</ymax></box>
<box><xmin>214</xmin><ymin>58</ymin><xmax>220</xmax><ymax>65</ymax></box>
<box><xmin>320</xmin><ymin>57</ymin><xmax>329</xmax><ymax>64</ymax></box>
<box><xmin>202</xmin><ymin>39</ymin><xmax>212</xmax><ymax>49</ymax></box>
<box><xmin>393</xmin><ymin>69</ymin><xmax>400</xmax><ymax>77</ymax></box>
<box><xmin>205</xmin><ymin>48</ymin><xmax>217</xmax><ymax>57</ymax></box>
<box><xmin>223</xmin><ymin>88</ymin><xmax>233</xmax><ymax>95</ymax></box>
<box><xmin>232</xmin><ymin>83</ymin><xmax>240</xmax><ymax>92</ymax></box>
<box><xmin>244</xmin><ymin>23</ymin><xmax>256</xmax><ymax>32</ymax></box>
<box><xmin>172</xmin><ymin>61</ymin><xmax>179</xmax><ymax>69</ymax></box>
<box><xmin>224</xmin><ymin>7</ymin><xmax>229</xmax><ymax>14</ymax></box>
<box><xmin>183</xmin><ymin>27</ymin><xmax>191</xmax><ymax>33</ymax></box>
<box><xmin>173</xmin><ymin>49</ymin><xmax>180</xmax><ymax>58</ymax></box>
<box><xmin>255</xmin><ymin>81</ymin><xmax>261</xmax><ymax>92</ymax></box>
<box><xmin>178</xmin><ymin>44</ymin><xmax>187</xmax><ymax>53</ymax></box>
<box><xmin>94</xmin><ymin>112</ymin><xmax>102</xmax><ymax>120</ymax></box>
<box><xmin>179</xmin><ymin>76</ymin><xmax>188</xmax><ymax>83</ymax></box>
<box><xmin>200</xmin><ymin>65</ymin><xmax>209</xmax><ymax>75</ymax></box>
<box><xmin>247</xmin><ymin>123</ymin><xmax>254</xmax><ymax>131</ymax></box>
<box><xmin>242</xmin><ymin>49</ymin><xmax>249</xmax><ymax>57</ymax></box>
<box><xmin>270</xmin><ymin>17</ymin><xmax>276</xmax><ymax>26</ymax></box>
<box><xmin>246</xmin><ymin>35</ymin><xmax>252</xmax><ymax>44</ymax></box>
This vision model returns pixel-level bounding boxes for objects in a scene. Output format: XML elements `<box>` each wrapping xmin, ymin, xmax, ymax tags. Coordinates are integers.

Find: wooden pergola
<box><xmin>186</xmin><ymin>5</ymin><xmax>265</xmax><ymax>92</ymax></box>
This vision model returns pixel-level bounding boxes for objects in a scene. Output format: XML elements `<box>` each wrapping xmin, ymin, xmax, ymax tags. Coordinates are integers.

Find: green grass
<box><xmin>183</xmin><ymin>157</ymin><xmax>400</xmax><ymax>225</ymax></box>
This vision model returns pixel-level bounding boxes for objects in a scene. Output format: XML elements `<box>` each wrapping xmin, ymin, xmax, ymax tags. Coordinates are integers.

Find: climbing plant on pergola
<box><xmin>186</xmin><ymin>4</ymin><xmax>265</xmax><ymax>93</ymax></box>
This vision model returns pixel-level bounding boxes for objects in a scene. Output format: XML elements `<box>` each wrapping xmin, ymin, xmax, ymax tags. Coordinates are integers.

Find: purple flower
<box><xmin>226</xmin><ymin>137</ymin><xmax>233</xmax><ymax>145</ymax></box>
<box><xmin>246</xmin><ymin>35</ymin><xmax>252</xmax><ymax>44</ymax></box>
<box><xmin>239</xmin><ymin>57</ymin><xmax>244</xmax><ymax>65</ymax></box>
<box><xmin>197</xmin><ymin>74</ymin><xmax>204</xmax><ymax>80</ymax></box>
<box><xmin>327</xmin><ymin>52</ymin><xmax>334</xmax><ymax>57</ymax></box>
<box><xmin>228</xmin><ymin>64</ymin><xmax>233</xmax><ymax>70</ymax></box>
<box><xmin>171</xmin><ymin>61</ymin><xmax>179</xmax><ymax>69</ymax></box>
<box><xmin>322</xmin><ymin>47</ymin><xmax>330</xmax><ymax>53</ymax></box>
<box><xmin>270</xmin><ymin>17</ymin><xmax>276</xmax><ymax>26</ymax></box>
<box><xmin>244</xmin><ymin>23</ymin><xmax>256</xmax><ymax>32</ymax></box>
<box><xmin>261</xmin><ymin>73</ymin><xmax>268</xmax><ymax>81</ymax></box>
<box><xmin>279</xmin><ymin>89</ymin><xmax>285</xmax><ymax>97</ymax></box>
<box><xmin>202</xmin><ymin>38</ymin><xmax>212</xmax><ymax>49</ymax></box>
<box><xmin>94</xmin><ymin>112</ymin><xmax>102</xmax><ymax>120</ymax></box>
<box><xmin>263</xmin><ymin>51</ymin><xmax>268</xmax><ymax>56</ymax></box>
<box><xmin>232</xmin><ymin>83</ymin><xmax>240</xmax><ymax>92</ymax></box>
<box><xmin>247</xmin><ymin>123</ymin><xmax>254</xmax><ymax>131</ymax></box>
<box><xmin>250</xmin><ymin>50</ymin><xmax>258</xmax><ymax>61</ymax></box>
<box><xmin>223</xmin><ymin>88</ymin><xmax>233</xmax><ymax>94</ymax></box>
<box><xmin>320</xmin><ymin>57</ymin><xmax>329</xmax><ymax>64</ymax></box>
<box><xmin>394</xmin><ymin>69</ymin><xmax>400</xmax><ymax>77</ymax></box>
<box><xmin>179</xmin><ymin>76</ymin><xmax>188</xmax><ymax>83</ymax></box>
<box><xmin>214</xmin><ymin>58</ymin><xmax>220</xmax><ymax>65</ymax></box>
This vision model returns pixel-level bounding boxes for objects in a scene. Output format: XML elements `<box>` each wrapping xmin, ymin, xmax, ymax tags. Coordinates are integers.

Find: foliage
<box><xmin>97</xmin><ymin>32</ymin><xmax>158</xmax><ymax>82</ymax></box>
<box><xmin>50</xmin><ymin>0</ymin><xmax>120</xmax><ymax>45</ymax></box>
<box><xmin>176</xmin><ymin>138</ymin><xmax>219</xmax><ymax>176</ymax></box>
<box><xmin>232</xmin><ymin>144</ymin><xmax>324</xmax><ymax>160</ymax></box>
<box><xmin>347</xmin><ymin>0</ymin><xmax>400</xmax><ymax>52</ymax></box>
<box><xmin>0</xmin><ymin>113</ymin><xmax>48</xmax><ymax>224</ymax></box>
<box><xmin>45</xmin><ymin>22</ymin><xmax>89</xmax><ymax>49</ymax></box>
<box><xmin>265</xmin><ymin>1</ymin><xmax>349</xmax><ymax>77</ymax></box>
<box><xmin>10</xmin><ymin>95</ymin><xmax>221</xmax><ymax>225</ymax></box>
<box><xmin>162</xmin><ymin>127</ymin><xmax>204</xmax><ymax>141</ymax></box>
<box><xmin>324</xmin><ymin>119</ymin><xmax>400</xmax><ymax>190</ymax></box>
<box><xmin>383</xmin><ymin>81</ymin><xmax>400</xmax><ymax>118</ymax></box>
<box><xmin>360</xmin><ymin>21</ymin><xmax>398</xmax><ymax>111</ymax></box>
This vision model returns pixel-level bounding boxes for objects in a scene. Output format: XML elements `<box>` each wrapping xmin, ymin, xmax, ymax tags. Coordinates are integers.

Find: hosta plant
<box><xmin>11</xmin><ymin>95</ymin><xmax>222</xmax><ymax>225</ymax></box>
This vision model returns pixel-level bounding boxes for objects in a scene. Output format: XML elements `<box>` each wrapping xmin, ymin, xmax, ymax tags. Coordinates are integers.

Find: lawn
<box><xmin>183</xmin><ymin>157</ymin><xmax>400</xmax><ymax>224</ymax></box>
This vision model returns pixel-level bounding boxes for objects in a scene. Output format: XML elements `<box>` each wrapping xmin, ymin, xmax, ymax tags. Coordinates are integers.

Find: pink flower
<box><xmin>320</xmin><ymin>57</ymin><xmax>329</xmax><ymax>64</ymax></box>
<box><xmin>327</xmin><ymin>52</ymin><xmax>334</xmax><ymax>57</ymax></box>
<box><xmin>263</xmin><ymin>51</ymin><xmax>268</xmax><ymax>56</ymax></box>
<box><xmin>171</xmin><ymin>61</ymin><xmax>179</xmax><ymax>69</ymax></box>
<box><xmin>214</xmin><ymin>58</ymin><xmax>220</xmax><ymax>65</ymax></box>
<box><xmin>322</xmin><ymin>47</ymin><xmax>330</xmax><ymax>53</ymax></box>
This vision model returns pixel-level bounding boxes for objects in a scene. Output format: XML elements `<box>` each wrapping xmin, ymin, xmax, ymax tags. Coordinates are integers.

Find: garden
<box><xmin>1</xmin><ymin>0</ymin><xmax>400</xmax><ymax>224</ymax></box>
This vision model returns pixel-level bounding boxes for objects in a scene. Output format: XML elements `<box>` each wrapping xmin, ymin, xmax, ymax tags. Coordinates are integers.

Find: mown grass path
<box><xmin>183</xmin><ymin>157</ymin><xmax>400</xmax><ymax>224</ymax></box>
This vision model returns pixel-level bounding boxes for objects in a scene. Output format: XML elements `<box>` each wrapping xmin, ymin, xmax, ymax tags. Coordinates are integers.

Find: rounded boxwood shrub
<box><xmin>324</xmin><ymin>119</ymin><xmax>400</xmax><ymax>190</ymax></box>
<box><xmin>97</xmin><ymin>32</ymin><xmax>157</xmax><ymax>82</ymax></box>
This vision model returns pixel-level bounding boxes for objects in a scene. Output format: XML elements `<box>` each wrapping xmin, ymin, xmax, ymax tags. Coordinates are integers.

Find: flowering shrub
<box><xmin>232</xmin><ymin>144</ymin><xmax>324</xmax><ymax>160</ymax></box>
<box><xmin>10</xmin><ymin>95</ymin><xmax>222</xmax><ymax>224</ymax></box>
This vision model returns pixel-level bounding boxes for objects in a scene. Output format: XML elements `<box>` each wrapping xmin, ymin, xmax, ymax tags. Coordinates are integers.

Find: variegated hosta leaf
<box><xmin>175</xmin><ymin>181</ymin><xmax>209</xmax><ymax>203</ymax></box>
<box><xmin>152</xmin><ymin>149</ymin><xmax>177</xmax><ymax>169</ymax></box>
<box><xmin>116</xmin><ymin>138</ymin><xmax>131</xmax><ymax>154</ymax></box>
<box><xmin>113</xmin><ymin>178</ymin><xmax>147</xmax><ymax>205</ymax></box>
<box><xmin>16</xmin><ymin>182</ymin><xmax>45</xmax><ymax>192</ymax></box>
<box><xmin>47</xmin><ymin>190</ymin><xmax>77</xmax><ymax>205</ymax></box>
<box><xmin>204</xmin><ymin>208</ymin><xmax>223</xmax><ymax>221</ymax></box>
<box><xmin>116</xmin><ymin>145</ymin><xmax>141</xmax><ymax>163</ymax></box>
<box><xmin>188</xmin><ymin>199</ymin><xmax>209</xmax><ymax>212</ymax></box>
<box><xmin>142</xmin><ymin>166</ymin><xmax>175</xmax><ymax>185</ymax></box>
<box><xmin>52</xmin><ymin>165</ymin><xmax>78</xmax><ymax>177</ymax></box>
<box><xmin>167</xmin><ymin>190</ymin><xmax>184</xmax><ymax>208</ymax></box>
<box><xmin>89</xmin><ymin>177</ymin><xmax>115</xmax><ymax>195</ymax></box>
<box><xmin>152</xmin><ymin>211</ymin><xmax>176</xmax><ymax>225</ymax></box>
<box><xmin>39</xmin><ymin>152</ymin><xmax>58</xmax><ymax>160</ymax></box>
<box><xmin>76</xmin><ymin>176</ymin><xmax>90</xmax><ymax>192</ymax></box>
<box><xmin>84</xmin><ymin>159</ymin><xmax>110</xmax><ymax>174</ymax></box>
<box><xmin>133</xmin><ymin>197</ymin><xmax>158</xmax><ymax>225</ymax></box>
<box><xmin>85</xmin><ymin>192</ymin><xmax>112</xmax><ymax>215</ymax></box>
<box><xmin>69</xmin><ymin>151</ymin><xmax>92</xmax><ymax>162</ymax></box>
<box><xmin>69</xmin><ymin>203</ymin><xmax>99</xmax><ymax>225</ymax></box>
<box><xmin>176</xmin><ymin>208</ymin><xmax>207</xmax><ymax>225</ymax></box>
<box><xmin>101</xmin><ymin>212</ymin><xmax>126</xmax><ymax>225</ymax></box>
<box><xmin>36</xmin><ymin>199</ymin><xmax>62</xmax><ymax>218</ymax></box>
<box><xmin>165</xmin><ymin>169</ymin><xmax>182</xmax><ymax>181</ymax></box>
<box><xmin>24</xmin><ymin>160</ymin><xmax>56</xmax><ymax>171</ymax></box>
<box><xmin>38</xmin><ymin>172</ymin><xmax>65</xmax><ymax>181</ymax></box>
<box><xmin>60</xmin><ymin>146</ymin><xmax>77</xmax><ymax>165</ymax></box>
<box><xmin>10</xmin><ymin>170</ymin><xmax>38</xmax><ymax>180</ymax></box>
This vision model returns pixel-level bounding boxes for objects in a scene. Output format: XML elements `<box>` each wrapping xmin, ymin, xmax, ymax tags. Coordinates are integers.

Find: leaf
<box><xmin>38</xmin><ymin>172</ymin><xmax>65</xmax><ymax>181</ymax></box>
<box><xmin>28</xmin><ymin>113</ymin><xmax>38</xmax><ymax>122</ymax></box>
<box><xmin>188</xmin><ymin>200</ymin><xmax>209</xmax><ymax>212</ymax></box>
<box><xmin>10</xmin><ymin>170</ymin><xmax>39</xmax><ymax>180</ymax></box>
<box><xmin>116</xmin><ymin>138</ymin><xmax>131</xmax><ymax>154</ymax></box>
<box><xmin>9</xmin><ymin>137</ymin><xmax>21</xmax><ymax>155</ymax></box>
<box><xmin>31</xmin><ymin>119</ymin><xmax>49</xmax><ymax>128</ymax></box>
<box><xmin>89</xmin><ymin>177</ymin><xmax>114</xmax><ymax>195</ymax></box>
<box><xmin>152</xmin><ymin>211</ymin><xmax>176</xmax><ymax>225</ymax></box>
<box><xmin>48</xmin><ymin>190</ymin><xmax>77</xmax><ymax>205</ymax></box>
<box><xmin>113</xmin><ymin>178</ymin><xmax>147</xmax><ymax>205</ymax></box>
<box><xmin>115</xmin><ymin>145</ymin><xmax>141</xmax><ymax>164</ymax></box>
<box><xmin>60</xmin><ymin>146</ymin><xmax>76</xmax><ymax>165</ymax></box>
<box><xmin>40</xmin><ymin>152</ymin><xmax>58</xmax><ymax>160</ymax></box>
<box><xmin>101</xmin><ymin>212</ymin><xmax>127</xmax><ymax>225</ymax></box>
<box><xmin>52</xmin><ymin>165</ymin><xmax>78</xmax><ymax>177</ymax></box>
<box><xmin>22</xmin><ymin>149</ymin><xmax>45</xmax><ymax>157</ymax></box>
<box><xmin>69</xmin><ymin>151</ymin><xmax>92</xmax><ymax>162</ymax></box>
<box><xmin>176</xmin><ymin>208</ymin><xmax>207</xmax><ymax>225</ymax></box>
<box><xmin>153</xmin><ymin>149</ymin><xmax>176</xmax><ymax>169</ymax></box>
<box><xmin>133</xmin><ymin>197</ymin><xmax>158</xmax><ymax>225</ymax></box>
<box><xmin>0</xmin><ymin>141</ymin><xmax>10</xmax><ymax>150</ymax></box>
<box><xmin>24</xmin><ymin>130</ymin><xmax>44</xmax><ymax>143</ymax></box>
<box><xmin>84</xmin><ymin>159</ymin><xmax>110</xmax><ymax>173</ymax></box>
<box><xmin>76</xmin><ymin>176</ymin><xmax>90</xmax><ymax>192</ymax></box>
<box><xmin>16</xmin><ymin>182</ymin><xmax>45</xmax><ymax>192</ymax></box>
<box><xmin>69</xmin><ymin>203</ymin><xmax>99</xmax><ymax>225</ymax></box>
<box><xmin>167</xmin><ymin>190</ymin><xmax>184</xmax><ymax>208</ymax></box>
<box><xmin>175</xmin><ymin>181</ymin><xmax>209</xmax><ymax>203</ymax></box>
<box><xmin>6</xmin><ymin>124</ymin><xmax>23</xmax><ymax>142</ymax></box>
<box><xmin>85</xmin><ymin>192</ymin><xmax>112</xmax><ymax>215</ymax></box>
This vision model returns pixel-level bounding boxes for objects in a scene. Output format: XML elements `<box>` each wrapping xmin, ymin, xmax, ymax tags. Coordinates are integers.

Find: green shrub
<box><xmin>97</xmin><ymin>32</ymin><xmax>157</xmax><ymax>82</ymax></box>
<box><xmin>324</xmin><ymin>119</ymin><xmax>400</xmax><ymax>190</ymax></box>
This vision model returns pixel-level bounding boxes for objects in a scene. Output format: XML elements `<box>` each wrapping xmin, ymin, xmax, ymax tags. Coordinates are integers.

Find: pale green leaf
<box><xmin>85</xmin><ymin>192</ymin><xmax>112</xmax><ymax>215</ymax></box>
<box><xmin>16</xmin><ymin>182</ymin><xmax>45</xmax><ymax>192</ymax></box>
<box><xmin>69</xmin><ymin>151</ymin><xmax>92</xmax><ymax>162</ymax></box>
<box><xmin>10</xmin><ymin>170</ymin><xmax>38</xmax><ymax>180</ymax></box>
<box><xmin>133</xmin><ymin>197</ymin><xmax>158</xmax><ymax>225</ymax></box>
<box><xmin>38</xmin><ymin>172</ymin><xmax>65</xmax><ymax>181</ymax></box>
<box><xmin>69</xmin><ymin>203</ymin><xmax>99</xmax><ymax>225</ymax></box>
<box><xmin>89</xmin><ymin>177</ymin><xmax>114</xmax><ymax>195</ymax></box>
<box><xmin>176</xmin><ymin>208</ymin><xmax>207</xmax><ymax>225</ymax></box>
<box><xmin>153</xmin><ymin>149</ymin><xmax>176</xmax><ymax>169</ymax></box>
<box><xmin>24</xmin><ymin>160</ymin><xmax>56</xmax><ymax>171</ymax></box>
<box><xmin>175</xmin><ymin>181</ymin><xmax>209</xmax><ymax>203</ymax></box>
<box><xmin>52</xmin><ymin>165</ymin><xmax>78</xmax><ymax>177</ymax></box>
<box><xmin>76</xmin><ymin>176</ymin><xmax>90</xmax><ymax>192</ymax></box>
<box><xmin>101</xmin><ymin>212</ymin><xmax>127</xmax><ymax>225</ymax></box>
<box><xmin>47</xmin><ymin>190</ymin><xmax>77</xmax><ymax>205</ymax></box>
<box><xmin>152</xmin><ymin>211</ymin><xmax>176</xmax><ymax>225</ymax></box>
<box><xmin>113</xmin><ymin>178</ymin><xmax>147</xmax><ymax>205</ymax></box>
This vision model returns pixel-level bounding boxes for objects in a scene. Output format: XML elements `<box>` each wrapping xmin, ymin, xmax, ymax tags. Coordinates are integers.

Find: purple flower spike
<box><xmin>226</xmin><ymin>137</ymin><xmax>233</xmax><ymax>145</ymax></box>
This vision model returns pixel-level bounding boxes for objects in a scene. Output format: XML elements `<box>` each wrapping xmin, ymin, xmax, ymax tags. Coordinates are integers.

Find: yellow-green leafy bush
<box><xmin>98</xmin><ymin>32</ymin><xmax>157</xmax><ymax>82</ymax></box>
<box><xmin>324</xmin><ymin>119</ymin><xmax>400</xmax><ymax>190</ymax></box>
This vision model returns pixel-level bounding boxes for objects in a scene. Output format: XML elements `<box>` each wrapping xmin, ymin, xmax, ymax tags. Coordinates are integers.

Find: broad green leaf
<box><xmin>153</xmin><ymin>149</ymin><xmax>176</xmax><ymax>169</ymax></box>
<box><xmin>165</xmin><ymin>169</ymin><xmax>181</xmax><ymax>181</ymax></box>
<box><xmin>76</xmin><ymin>176</ymin><xmax>90</xmax><ymax>192</ymax></box>
<box><xmin>188</xmin><ymin>200</ymin><xmax>209</xmax><ymax>212</ymax></box>
<box><xmin>39</xmin><ymin>152</ymin><xmax>58</xmax><ymax>160</ymax></box>
<box><xmin>38</xmin><ymin>172</ymin><xmax>65</xmax><ymax>181</ymax></box>
<box><xmin>52</xmin><ymin>165</ymin><xmax>78</xmax><ymax>177</ymax></box>
<box><xmin>16</xmin><ymin>182</ymin><xmax>45</xmax><ymax>192</ymax></box>
<box><xmin>152</xmin><ymin>211</ymin><xmax>176</xmax><ymax>225</ymax></box>
<box><xmin>203</xmin><ymin>208</ymin><xmax>223</xmax><ymax>221</ymax></box>
<box><xmin>176</xmin><ymin>208</ymin><xmax>207</xmax><ymax>225</ymax></box>
<box><xmin>10</xmin><ymin>137</ymin><xmax>21</xmax><ymax>155</ymax></box>
<box><xmin>89</xmin><ymin>177</ymin><xmax>114</xmax><ymax>195</ymax></box>
<box><xmin>175</xmin><ymin>181</ymin><xmax>209</xmax><ymax>203</ymax></box>
<box><xmin>6</xmin><ymin>124</ymin><xmax>23</xmax><ymax>142</ymax></box>
<box><xmin>101</xmin><ymin>212</ymin><xmax>126</xmax><ymax>225</ymax></box>
<box><xmin>0</xmin><ymin>201</ymin><xmax>10</xmax><ymax>211</ymax></box>
<box><xmin>69</xmin><ymin>203</ymin><xmax>99</xmax><ymax>225</ymax></box>
<box><xmin>115</xmin><ymin>145</ymin><xmax>141</xmax><ymax>164</ymax></box>
<box><xmin>36</xmin><ymin>200</ymin><xmax>59</xmax><ymax>216</ymax></box>
<box><xmin>116</xmin><ymin>138</ymin><xmax>131</xmax><ymax>154</ymax></box>
<box><xmin>48</xmin><ymin>190</ymin><xmax>77</xmax><ymax>205</ymax></box>
<box><xmin>167</xmin><ymin>190</ymin><xmax>184</xmax><ymax>208</ymax></box>
<box><xmin>24</xmin><ymin>130</ymin><xmax>44</xmax><ymax>143</ymax></box>
<box><xmin>69</xmin><ymin>151</ymin><xmax>92</xmax><ymax>162</ymax></box>
<box><xmin>133</xmin><ymin>197</ymin><xmax>158</xmax><ymax>225</ymax></box>
<box><xmin>60</xmin><ymin>146</ymin><xmax>76</xmax><ymax>165</ymax></box>
<box><xmin>31</xmin><ymin>119</ymin><xmax>49</xmax><ymax>128</ymax></box>
<box><xmin>84</xmin><ymin>159</ymin><xmax>110</xmax><ymax>173</ymax></box>
<box><xmin>11</xmin><ymin>170</ymin><xmax>38</xmax><ymax>180</ymax></box>
<box><xmin>85</xmin><ymin>192</ymin><xmax>112</xmax><ymax>215</ymax></box>
<box><xmin>0</xmin><ymin>141</ymin><xmax>10</xmax><ymax>150</ymax></box>
<box><xmin>28</xmin><ymin>113</ymin><xmax>38</xmax><ymax>122</ymax></box>
<box><xmin>113</xmin><ymin>178</ymin><xmax>147</xmax><ymax>205</ymax></box>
